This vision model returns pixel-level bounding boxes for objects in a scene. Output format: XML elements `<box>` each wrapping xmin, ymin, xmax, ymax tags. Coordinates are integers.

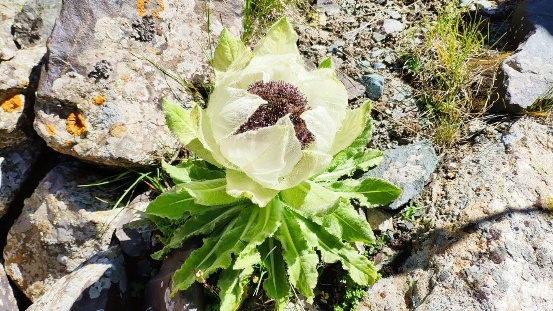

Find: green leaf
<box><xmin>152</xmin><ymin>204</ymin><xmax>242</xmax><ymax>260</ymax></box>
<box><xmin>322</xmin><ymin>201</ymin><xmax>375</xmax><ymax>244</ymax></box>
<box><xmin>162</xmin><ymin>99</ymin><xmax>196</xmax><ymax>146</ymax></box>
<box><xmin>313</xmin><ymin>149</ymin><xmax>383</xmax><ymax>183</ymax></box>
<box><xmin>280</xmin><ymin>181</ymin><xmax>343</xmax><ymax>216</ymax></box>
<box><xmin>329</xmin><ymin>101</ymin><xmax>372</xmax><ymax>156</ymax></box>
<box><xmin>146</xmin><ymin>188</ymin><xmax>201</xmax><ymax>219</ymax></box>
<box><xmin>213</xmin><ymin>28</ymin><xmax>248</xmax><ymax>72</ymax></box>
<box><xmin>253</xmin><ymin>17</ymin><xmax>299</xmax><ymax>56</ymax></box>
<box><xmin>353</xmin><ymin>177</ymin><xmax>402</xmax><ymax>207</ymax></box>
<box><xmin>226</xmin><ymin>169</ymin><xmax>280</xmax><ymax>207</ymax></box>
<box><xmin>293</xmin><ymin>210</ymin><xmax>377</xmax><ymax>286</ymax></box>
<box><xmin>180</xmin><ymin>178</ymin><xmax>242</xmax><ymax>206</ymax></box>
<box><xmin>233</xmin><ymin>198</ymin><xmax>282</xmax><ymax>269</ymax></box>
<box><xmin>162</xmin><ymin>159</ymin><xmax>225</xmax><ymax>184</ymax></box>
<box><xmin>276</xmin><ymin>207</ymin><xmax>319</xmax><ymax>300</ymax></box>
<box><xmin>259</xmin><ymin>238</ymin><xmax>290</xmax><ymax>309</ymax></box>
<box><xmin>218</xmin><ymin>264</ymin><xmax>254</xmax><ymax>311</ymax></box>
<box><xmin>318</xmin><ymin>57</ymin><xmax>334</xmax><ymax>69</ymax></box>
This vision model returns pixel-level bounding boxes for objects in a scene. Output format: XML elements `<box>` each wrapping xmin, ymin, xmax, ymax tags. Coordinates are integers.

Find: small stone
<box><xmin>313</xmin><ymin>0</ymin><xmax>341</xmax><ymax>15</ymax></box>
<box><xmin>360</xmin><ymin>73</ymin><xmax>385</xmax><ymax>100</ymax></box>
<box><xmin>387</xmin><ymin>9</ymin><xmax>402</xmax><ymax>19</ymax></box>
<box><xmin>372</xmin><ymin>32</ymin><xmax>387</xmax><ymax>42</ymax></box>
<box><xmin>373</xmin><ymin>62</ymin><xmax>386</xmax><ymax>69</ymax></box>
<box><xmin>382</xmin><ymin>19</ymin><xmax>404</xmax><ymax>34</ymax></box>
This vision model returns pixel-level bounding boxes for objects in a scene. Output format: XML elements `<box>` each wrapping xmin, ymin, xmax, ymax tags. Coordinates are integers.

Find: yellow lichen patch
<box><xmin>547</xmin><ymin>196</ymin><xmax>553</xmax><ymax>211</ymax></box>
<box><xmin>45</xmin><ymin>124</ymin><xmax>56</xmax><ymax>136</ymax></box>
<box><xmin>109</xmin><ymin>123</ymin><xmax>127</xmax><ymax>138</ymax></box>
<box><xmin>152</xmin><ymin>0</ymin><xmax>165</xmax><ymax>18</ymax></box>
<box><xmin>92</xmin><ymin>94</ymin><xmax>106</xmax><ymax>106</ymax></box>
<box><xmin>66</xmin><ymin>112</ymin><xmax>87</xmax><ymax>136</ymax></box>
<box><xmin>121</xmin><ymin>74</ymin><xmax>130</xmax><ymax>82</ymax></box>
<box><xmin>137</xmin><ymin>0</ymin><xmax>150</xmax><ymax>17</ymax></box>
<box><xmin>1</xmin><ymin>94</ymin><xmax>23</xmax><ymax>113</ymax></box>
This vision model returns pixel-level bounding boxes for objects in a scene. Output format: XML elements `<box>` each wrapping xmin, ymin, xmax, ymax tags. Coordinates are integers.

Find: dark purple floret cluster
<box><xmin>236</xmin><ymin>81</ymin><xmax>314</xmax><ymax>148</ymax></box>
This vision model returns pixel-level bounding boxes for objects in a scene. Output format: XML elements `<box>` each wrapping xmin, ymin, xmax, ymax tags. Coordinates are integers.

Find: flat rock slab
<box><xmin>2</xmin><ymin>161</ymin><xmax>134</xmax><ymax>301</ymax></box>
<box><xmin>363</xmin><ymin>140</ymin><xmax>438</xmax><ymax>210</ymax></box>
<box><xmin>361</xmin><ymin>117</ymin><xmax>553</xmax><ymax>311</ymax></box>
<box><xmin>0</xmin><ymin>262</ymin><xmax>18</xmax><ymax>310</ymax></box>
<box><xmin>494</xmin><ymin>0</ymin><xmax>553</xmax><ymax>111</ymax></box>
<box><xmin>27</xmin><ymin>246</ymin><xmax>128</xmax><ymax>311</ymax></box>
<box><xmin>0</xmin><ymin>139</ymin><xmax>43</xmax><ymax>217</ymax></box>
<box><xmin>34</xmin><ymin>0</ymin><xmax>242</xmax><ymax>168</ymax></box>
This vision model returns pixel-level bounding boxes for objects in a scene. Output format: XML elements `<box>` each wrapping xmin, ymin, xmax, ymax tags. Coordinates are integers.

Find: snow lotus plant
<box><xmin>146</xmin><ymin>18</ymin><xmax>401</xmax><ymax>310</ymax></box>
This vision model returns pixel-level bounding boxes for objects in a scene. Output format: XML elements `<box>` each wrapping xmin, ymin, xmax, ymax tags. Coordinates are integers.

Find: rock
<box><xmin>34</xmin><ymin>0</ymin><xmax>243</xmax><ymax>168</ymax></box>
<box><xmin>336</xmin><ymin>71</ymin><xmax>366</xmax><ymax>100</ymax></box>
<box><xmin>493</xmin><ymin>0</ymin><xmax>553</xmax><ymax>112</ymax></box>
<box><xmin>313</xmin><ymin>0</ymin><xmax>341</xmax><ymax>16</ymax></box>
<box><xmin>0</xmin><ymin>139</ymin><xmax>43</xmax><ymax>217</ymax></box>
<box><xmin>2</xmin><ymin>161</ymin><xmax>134</xmax><ymax>301</ymax></box>
<box><xmin>361</xmin><ymin>117</ymin><xmax>553</xmax><ymax>310</ymax></box>
<box><xmin>0</xmin><ymin>46</ymin><xmax>45</xmax><ymax>148</ymax></box>
<box><xmin>382</xmin><ymin>19</ymin><xmax>404</xmax><ymax>34</ymax></box>
<box><xmin>0</xmin><ymin>262</ymin><xmax>18</xmax><ymax>310</ymax></box>
<box><xmin>372</xmin><ymin>32</ymin><xmax>386</xmax><ymax>42</ymax></box>
<box><xmin>27</xmin><ymin>246</ymin><xmax>129</xmax><ymax>311</ymax></box>
<box><xmin>363</xmin><ymin>140</ymin><xmax>438</xmax><ymax>210</ymax></box>
<box><xmin>12</xmin><ymin>0</ymin><xmax>63</xmax><ymax>49</ymax></box>
<box><xmin>360</xmin><ymin>73</ymin><xmax>385</xmax><ymax>100</ymax></box>
<box><xmin>144</xmin><ymin>241</ymin><xmax>204</xmax><ymax>311</ymax></box>
<box><xmin>366</xmin><ymin>208</ymin><xmax>393</xmax><ymax>232</ymax></box>
<box><xmin>0</xmin><ymin>0</ymin><xmax>28</xmax><ymax>50</ymax></box>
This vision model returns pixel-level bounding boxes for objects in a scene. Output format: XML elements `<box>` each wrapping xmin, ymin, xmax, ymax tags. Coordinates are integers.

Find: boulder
<box><xmin>2</xmin><ymin>161</ymin><xmax>134</xmax><ymax>301</ymax></box>
<box><xmin>0</xmin><ymin>139</ymin><xmax>43</xmax><ymax>217</ymax></box>
<box><xmin>0</xmin><ymin>262</ymin><xmax>18</xmax><ymax>310</ymax></box>
<box><xmin>363</xmin><ymin>140</ymin><xmax>438</xmax><ymax>210</ymax></box>
<box><xmin>494</xmin><ymin>0</ymin><xmax>553</xmax><ymax>112</ymax></box>
<box><xmin>0</xmin><ymin>0</ymin><xmax>28</xmax><ymax>51</ymax></box>
<box><xmin>27</xmin><ymin>246</ymin><xmax>129</xmax><ymax>311</ymax></box>
<box><xmin>11</xmin><ymin>0</ymin><xmax>63</xmax><ymax>49</ymax></box>
<box><xmin>34</xmin><ymin>0</ymin><xmax>243</xmax><ymax>168</ymax></box>
<box><xmin>361</xmin><ymin>117</ymin><xmax>553</xmax><ymax>310</ymax></box>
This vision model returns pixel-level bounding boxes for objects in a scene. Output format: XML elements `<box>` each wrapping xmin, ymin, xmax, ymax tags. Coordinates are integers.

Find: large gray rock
<box><xmin>27</xmin><ymin>246</ymin><xmax>129</xmax><ymax>311</ymax></box>
<box><xmin>0</xmin><ymin>262</ymin><xmax>18</xmax><ymax>311</ymax></box>
<box><xmin>0</xmin><ymin>0</ymin><xmax>28</xmax><ymax>50</ymax></box>
<box><xmin>360</xmin><ymin>117</ymin><xmax>553</xmax><ymax>311</ymax></box>
<box><xmin>12</xmin><ymin>0</ymin><xmax>63</xmax><ymax>49</ymax></box>
<box><xmin>34</xmin><ymin>0</ymin><xmax>243</xmax><ymax>168</ymax></box>
<box><xmin>363</xmin><ymin>140</ymin><xmax>438</xmax><ymax>210</ymax></box>
<box><xmin>0</xmin><ymin>139</ymin><xmax>43</xmax><ymax>217</ymax></box>
<box><xmin>494</xmin><ymin>0</ymin><xmax>553</xmax><ymax>112</ymax></box>
<box><xmin>2</xmin><ymin>161</ymin><xmax>134</xmax><ymax>301</ymax></box>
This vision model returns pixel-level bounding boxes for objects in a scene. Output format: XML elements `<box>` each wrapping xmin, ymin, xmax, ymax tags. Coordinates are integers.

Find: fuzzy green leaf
<box><xmin>162</xmin><ymin>99</ymin><xmax>196</xmax><ymax>146</ymax></box>
<box><xmin>180</xmin><ymin>178</ymin><xmax>242</xmax><ymax>206</ymax></box>
<box><xmin>322</xmin><ymin>201</ymin><xmax>375</xmax><ymax>244</ymax></box>
<box><xmin>146</xmin><ymin>188</ymin><xmax>202</xmax><ymax>219</ymax></box>
<box><xmin>318</xmin><ymin>57</ymin><xmax>334</xmax><ymax>69</ymax></box>
<box><xmin>313</xmin><ymin>149</ymin><xmax>384</xmax><ymax>183</ymax></box>
<box><xmin>294</xmin><ymin>210</ymin><xmax>377</xmax><ymax>286</ymax></box>
<box><xmin>280</xmin><ymin>181</ymin><xmax>342</xmax><ymax>216</ymax></box>
<box><xmin>218</xmin><ymin>264</ymin><xmax>254</xmax><ymax>311</ymax></box>
<box><xmin>161</xmin><ymin>159</ymin><xmax>225</xmax><ymax>184</ymax></box>
<box><xmin>259</xmin><ymin>238</ymin><xmax>290</xmax><ymax>309</ymax></box>
<box><xmin>233</xmin><ymin>198</ymin><xmax>282</xmax><ymax>269</ymax></box>
<box><xmin>213</xmin><ymin>28</ymin><xmax>248</xmax><ymax>72</ymax></box>
<box><xmin>276</xmin><ymin>207</ymin><xmax>319</xmax><ymax>300</ymax></box>
<box><xmin>253</xmin><ymin>17</ymin><xmax>299</xmax><ymax>56</ymax></box>
<box><xmin>353</xmin><ymin>177</ymin><xmax>402</xmax><ymax>207</ymax></box>
<box><xmin>152</xmin><ymin>205</ymin><xmax>242</xmax><ymax>260</ymax></box>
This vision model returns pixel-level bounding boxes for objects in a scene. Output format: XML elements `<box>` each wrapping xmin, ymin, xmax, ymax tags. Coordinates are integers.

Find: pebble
<box><xmin>360</xmin><ymin>73</ymin><xmax>385</xmax><ymax>100</ymax></box>
<box><xmin>387</xmin><ymin>9</ymin><xmax>402</xmax><ymax>19</ymax></box>
<box><xmin>372</xmin><ymin>32</ymin><xmax>386</xmax><ymax>42</ymax></box>
<box><xmin>373</xmin><ymin>62</ymin><xmax>386</xmax><ymax>69</ymax></box>
<box><xmin>382</xmin><ymin>19</ymin><xmax>404</xmax><ymax>34</ymax></box>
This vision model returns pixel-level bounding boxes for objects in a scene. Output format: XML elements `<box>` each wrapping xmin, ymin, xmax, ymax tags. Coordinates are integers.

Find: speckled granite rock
<box><xmin>12</xmin><ymin>0</ymin><xmax>62</xmax><ymax>49</ymax></box>
<box><xmin>361</xmin><ymin>117</ymin><xmax>553</xmax><ymax>311</ymax></box>
<box><xmin>34</xmin><ymin>0</ymin><xmax>243</xmax><ymax>168</ymax></box>
<box><xmin>0</xmin><ymin>139</ymin><xmax>43</xmax><ymax>217</ymax></box>
<box><xmin>2</xmin><ymin>161</ymin><xmax>134</xmax><ymax>301</ymax></box>
<box><xmin>26</xmin><ymin>246</ymin><xmax>128</xmax><ymax>311</ymax></box>
<box><xmin>0</xmin><ymin>262</ymin><xmax>18</xmax><ymax>311</ymax></box>
<box><xmin>362</xmin><ymin>140</ymin><xmax>438</xmax><ymax>210</ymax></box>
<box><xmin>0</xmin><ymin>0</ymin><xmax>28</xmax><ymax>51</ymax></box>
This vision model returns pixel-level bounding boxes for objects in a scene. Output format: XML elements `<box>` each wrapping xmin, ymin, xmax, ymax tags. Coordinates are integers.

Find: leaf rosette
<box><xmin>147</xmin><ymin>17</ymin><xmax>402</xmax><ymax>311</ymax></box>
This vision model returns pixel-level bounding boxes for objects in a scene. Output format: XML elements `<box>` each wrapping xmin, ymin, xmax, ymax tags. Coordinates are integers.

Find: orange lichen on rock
<box><xmin>66</xmin><ymin>112</ymin><xmax>87</xmax><ymax>136</ymax></box>
<box><xmin>152</xmin><ymin>0</ymin><xmax>165</xmax><ymax>18</ymax></box>
<box><xmin>110</xmin><ymin>123</ymin><xmax>127</xmax><ymax>138</ymax></box>
<box><xmin>121</xmin><ymin>74</ymin><xmax>130</xmax><ymax>82</ymax></box>
<box><xmin>1</xmin><ymin>94</ymin><xmax>23</xmax><ymax>113</ymax></box>
<box><xmin>45</xmin><ymin>124</ymin><xmax>56</xmax><ymax>136</ymax></box>
<box><xmin>137</xmin><ymin>0</ymin><xmax>150</xmax><ymax>17</ymax></box>
<box><xmin>92</xmin><ymin>94</ymin><xmax>106</xmax><ymax>106</ymax></box>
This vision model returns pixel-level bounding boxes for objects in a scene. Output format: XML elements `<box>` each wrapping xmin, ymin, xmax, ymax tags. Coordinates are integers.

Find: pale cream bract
<box><xmin>190</xmin><ymin>18</ymin><xmax>364</xmax><ymax>206</ymax></box>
